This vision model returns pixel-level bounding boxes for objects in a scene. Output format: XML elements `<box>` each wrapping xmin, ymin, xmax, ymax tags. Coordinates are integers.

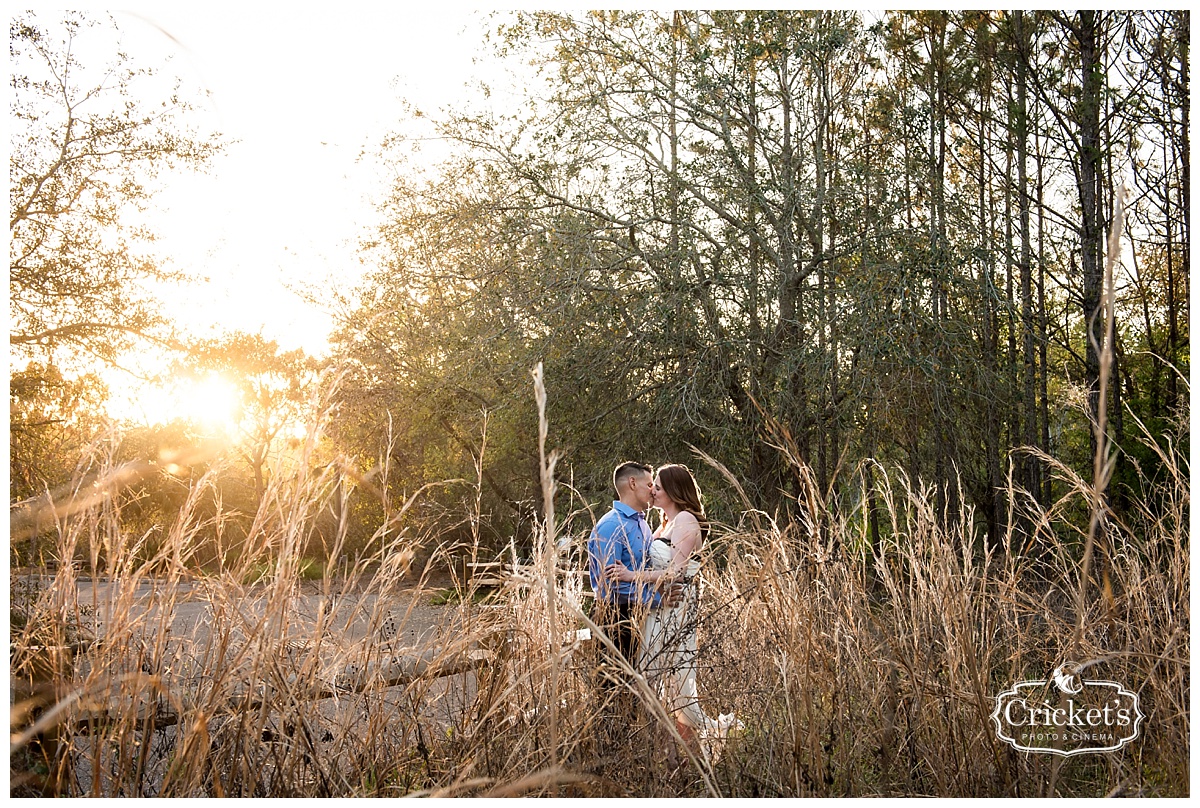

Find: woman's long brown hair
<box><xmin>656</xmin><ymin>463</ymin><xmax>709</xmax><ymax>539</ymax></box>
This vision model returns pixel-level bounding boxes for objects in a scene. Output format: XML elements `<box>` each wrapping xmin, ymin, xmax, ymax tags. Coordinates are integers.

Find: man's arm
<box><xmin>587</xmin><ymin>519</ymin><xmax>618</xmax><ymax>602</ymax></box>
<box><xmin>613</xmin><ymin>519</ymin><xmax>662</xmax><ymax>608</ymax></box>
<box><xmin>589</xmin><ymin>517</ymin><xmax>660</xmax><ymax>606</ymax></box>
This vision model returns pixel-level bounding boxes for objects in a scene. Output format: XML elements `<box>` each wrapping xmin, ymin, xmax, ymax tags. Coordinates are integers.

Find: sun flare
<box><xmin>110</xmin><ymin>372</ymin><xmax>243</xmax><ymax>433</ymax></box>
<box><xmin>175</xmin><ymin>374</ymin><xmax>242</xmax><ymax>433</ymax></box>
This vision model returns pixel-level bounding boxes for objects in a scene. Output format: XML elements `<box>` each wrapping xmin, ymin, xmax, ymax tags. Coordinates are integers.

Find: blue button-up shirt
<box><xmin>588</xmin><ymin>501</ymin><xmax>659</xmax><ymax>607</ymax></box>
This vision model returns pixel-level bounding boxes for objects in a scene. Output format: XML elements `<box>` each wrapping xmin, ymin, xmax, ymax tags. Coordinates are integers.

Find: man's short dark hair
<box><xmin>613</xmin><ymin>461</ymin><xmax>653</xmax><ymax>493</ymax></box>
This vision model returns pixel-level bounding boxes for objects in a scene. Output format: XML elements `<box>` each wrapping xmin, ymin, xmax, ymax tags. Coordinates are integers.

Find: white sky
<box><xmin>17</xmin><ymin>6</ymin><xmax>526</xmax><ymax>422</ymax></box>
<box><xmin>111</xmin><ymin>6</ymin><xmax>497</xmax><ymax>359</ymax></box>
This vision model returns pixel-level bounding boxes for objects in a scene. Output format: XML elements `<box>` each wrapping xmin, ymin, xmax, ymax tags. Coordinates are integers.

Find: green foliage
<box><xmin>10</xmin><ymin>362</ymin><xmax>109</xmax><ymax>503</ymax></box>
<box><xmin>328</xmin><ymin>10</ymin><xmax>1186</xmax><ymax>557</ymax></box>
<box><xmin>298</xmin><ymin>557</ymin><xmax>326</xmax><ymax>580</ymax></box>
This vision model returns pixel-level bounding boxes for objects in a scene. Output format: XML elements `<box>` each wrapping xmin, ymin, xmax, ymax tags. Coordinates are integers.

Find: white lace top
<box><xmin>649</xmin><ymin>537</ymin><xmax>701</xmax><ymax>580</ymax></box>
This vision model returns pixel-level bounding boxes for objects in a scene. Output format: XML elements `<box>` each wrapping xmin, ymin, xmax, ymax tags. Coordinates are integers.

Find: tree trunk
<box><xmin>1077</xmin><ymin>11</ymin><xmax>1105</xmax><ymax>450</ymax></box>
<box><xmin>1015</xmin><ymin>11</ymin><xmax>1040</xmax><ymax>507</ymax></box>
<box><xmin>1037</xmin><ymin>127</ymin><xmax>1052</xmax><ymax>507</ymax></box>
<box><xmin>980</xmin><ymin>41</ymin><xmax>1001</xmax><ymax>549</ymax></box>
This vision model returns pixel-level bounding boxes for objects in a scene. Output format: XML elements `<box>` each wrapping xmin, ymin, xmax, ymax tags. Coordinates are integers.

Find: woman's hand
<box><xmin>659</xmin><ymin>581</ymin><xmax>685</xmax><ymax>608</ymax></box>
<box><xmin>605</xmin><ymin>561</ymin><xmax>633</xmax><ymax>583</ymax></box>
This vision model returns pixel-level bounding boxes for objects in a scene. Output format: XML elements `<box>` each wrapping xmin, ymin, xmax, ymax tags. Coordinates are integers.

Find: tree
<box><xmin>338</xmin><ymin>9</ymin><xmax>1185</xmax><ymax>550</ymax></box>
<box><xmin>9</xmin><ymin>363</ymin><xmax>108</xmax><ymax>498</ymax></box>
<box><xmin>484</xmin><ymin>11</ymin><xmax>881</xmax><ymax>510</ymax></box>
<box><xmin>9</xmin><ymin>363</ymin><xmax>109</xmax><ymax>565</ymax></box>
<box><xmin>9</xmin><ymin>11</ymin><xmax>222</xmax><ymax>366</ymax></box>
<box><xmin>179</xmin><ymin>333</ymin><xmax>319</xmax><ymax>504</ymax></box>
<box><xmin>1121</xmin><ymin>11</ymin><xmax>1190</xmax><ymax>416</ymax></box>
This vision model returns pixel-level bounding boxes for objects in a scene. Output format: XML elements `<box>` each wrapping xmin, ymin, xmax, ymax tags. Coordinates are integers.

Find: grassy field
<box><xmin>9</xmin><ymin>406</ymin><xmax>1189</xmax><ymax>797</ymax></box>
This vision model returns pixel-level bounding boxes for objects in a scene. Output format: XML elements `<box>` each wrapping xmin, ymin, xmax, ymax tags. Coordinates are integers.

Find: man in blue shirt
<box><xmin>588</xmin><ymin>461</ymin><xmax>674</xmax><ymax>689</ymax></box>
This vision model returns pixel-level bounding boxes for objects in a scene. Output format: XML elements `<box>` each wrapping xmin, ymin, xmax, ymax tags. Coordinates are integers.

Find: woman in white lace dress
<box><xmin>605</xmin><ymin>464</ymin><xmax>739</xmax><ymax>758</ymax></box>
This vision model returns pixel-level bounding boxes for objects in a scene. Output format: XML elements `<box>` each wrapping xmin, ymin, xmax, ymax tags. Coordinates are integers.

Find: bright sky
<box><xmin>29</xmin><ymin>6</ymin><xmax>520</xmax><ymax>423</ymax></box>
<box><xmin>114</xmin><ymin>6</ymin><xmax>494</xmax><ymax>357</ymax></box>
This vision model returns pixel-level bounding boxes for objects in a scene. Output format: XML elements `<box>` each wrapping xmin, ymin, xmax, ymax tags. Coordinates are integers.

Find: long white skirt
<box><xmin>638</xmin><ymin>579</ymin><xmax>738</xmax><ymax>740</ymax></box>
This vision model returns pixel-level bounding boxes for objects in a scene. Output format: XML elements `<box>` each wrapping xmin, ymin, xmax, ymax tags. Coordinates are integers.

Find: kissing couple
<box><xmin>587</xmin><ymin>461</ymin><xmax>740</xmax><ymax>762</ymax></box>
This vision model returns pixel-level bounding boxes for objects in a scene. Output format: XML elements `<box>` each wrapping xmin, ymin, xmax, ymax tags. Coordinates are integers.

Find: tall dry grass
<box><xmin>10</xmin><ymin>378</ymin><xmax>1189</xmax><ymax>796</ymax></box>
<box><xmin>692</xmin><ymin>411</ymin><xmax>1189</xmax><ymax>797</ymax></box>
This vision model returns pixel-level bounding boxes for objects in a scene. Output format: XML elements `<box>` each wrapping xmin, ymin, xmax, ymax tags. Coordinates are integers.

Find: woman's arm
<box><xmin>606</xmin><ymin>514</ymin><xmax>702</xmax><ymax>584</ymax></box>
<box><xmin>662</xmin><ymin>513</ymin><xmax>701</xmax><ymax>578</ymax></box>
<box><xmin>604</xmin><ymin>559</ymin><xmax>671</xmax><ymax>584</ymax></box>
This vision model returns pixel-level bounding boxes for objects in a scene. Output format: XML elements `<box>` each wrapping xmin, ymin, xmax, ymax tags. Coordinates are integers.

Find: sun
<box><xmin>173</xmin><ymin>374</ymin><xmax>242</xmax><ymax>434</ymax></box>
<box><xmin>108</xmin><ymin>371</ymin><xmax>242</xmax><ymax>434</ymax></box>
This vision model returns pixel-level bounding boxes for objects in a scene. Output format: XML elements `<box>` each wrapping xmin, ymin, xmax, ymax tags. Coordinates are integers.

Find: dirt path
<box><xmin>64</xmin><ymin>574</ymin><xmax>460</xmax><ymax>654</ymax></box>
<box><xmin>19</xmin><ymin>573</ymin><xmax>489</xmax><ymax>795</ymax></box>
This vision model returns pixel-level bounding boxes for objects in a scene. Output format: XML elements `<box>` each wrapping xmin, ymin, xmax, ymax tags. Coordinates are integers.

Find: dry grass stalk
<box><xmin>9</xmin><ymin>356</ymin><xmax>1188</xmax><ymax>796</ymax></box>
